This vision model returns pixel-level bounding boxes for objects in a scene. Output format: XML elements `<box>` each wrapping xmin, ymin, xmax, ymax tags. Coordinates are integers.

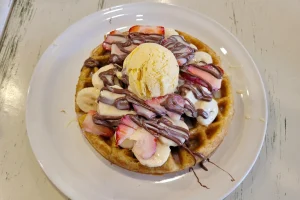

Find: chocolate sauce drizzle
<box><xmin>129</xmin><ymin>32</ymin><xmax>164</xmax><ymax>44</ymax></box>
<box><xmin>178</xmin><ymin>82</ymin><xmax>212</xmax><ymax>102</ymax></box>
<box><xmin>189</xmin><ymin>167</ymin><xmax>209</xmax><ymax>189</ymax></box>
<box><xmin>207</xmin><ymin>159</ymin><xmax>235</xmax><ymax>182</ymax></box>
<box><xmin>189</xmin><ymin>155</ymin><xmax>235</xmax><ymax>188</ymax></box>
<box><xmin>185</xmin><ymin>63</ymin><xmax>224</xmax><ymax>79</ymax></box>
<box><xmin>180</xmin><ymin>71</ymin><xmax>213</xmax><ymax>92</ymax></box>
<box><xmin>161</xmin><ymin>35</ymin><xmax>195</xmax><ymax>64</ymax></box>
<box><xmin>104</xmin><ymin>32</ymin><xmax>164</xmax><ymax>63</ymax></box>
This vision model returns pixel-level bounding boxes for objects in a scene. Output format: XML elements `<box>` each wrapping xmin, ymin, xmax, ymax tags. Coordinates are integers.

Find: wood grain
<box><xmin>0</xmin><ymin>0</ymin><xmax>299</xmax><ymax>199</ymax></box>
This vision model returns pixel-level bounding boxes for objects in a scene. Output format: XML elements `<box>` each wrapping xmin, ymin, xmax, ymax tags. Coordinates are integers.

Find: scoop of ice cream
<box><xmin>123</xmin><ymin>43</ymin><xmax>179</xmax><ymax>100</ymax></box>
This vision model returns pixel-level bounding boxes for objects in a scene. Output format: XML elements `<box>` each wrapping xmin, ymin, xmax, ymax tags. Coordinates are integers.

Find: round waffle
<box><xmin>75</xmin><ymin>30</ymin><xmax>233</xmax><ymax>174</ymax></box>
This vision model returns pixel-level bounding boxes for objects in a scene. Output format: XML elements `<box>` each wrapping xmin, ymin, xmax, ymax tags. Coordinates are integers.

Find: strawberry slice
<box><xmin>121</xmin><ymin>115</ymin><xmax>139</xmax><ymax>129</ymax></box>
<box><xmin>187</xmin><ymin>65</ymin><xmax>222</xmax><ymax>90</ymax></box>
<box><xmin>82</xmin><ymin>111</ymin><xmax>114</xmax><ymax>137</ymax></box>
<box><xmin>180</xmin><ymin>72</ymin><xmax>211</xmax><ymax>91</ymax></box>
<box><xmin>130</xmin><ymin>128</ymin><xmax>157</xmax><ymax>159</ymax></box>
<box><xmin>129</xmin><ymin>25</ymin><xmax>165</xmax><ymax>35</ymax></box>
<box><xmin>115</xmin><ymin>115</ymin><xmax>138</xmax><ymax>145</ymax></box>
<box><xmin>109</xmin><ymin>30</ymin><xmax>122</xmax><ymax>35</ymax></box>
<box><xmin>145</xmin><ymin>96</ymin><xmax>168</xmax><ymax>115</ymax></box>
<box><xmin>115</xmin><ymin>124</ymin><xmax>135</xmax><ymax>145</ymax></box>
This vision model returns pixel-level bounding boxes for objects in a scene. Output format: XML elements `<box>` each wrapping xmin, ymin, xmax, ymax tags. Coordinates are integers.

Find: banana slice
<box><xmin>134</xmin><ymin>141</ymin><xmax>171</xmax><ymax>167</ymax></box>
<box><xmin>76</xmin><ymin>87</ymin><xmax>100</xmax><ymax>113</ymax></box>
<box><xmin>188</xmin><ymin>51</ymin><xmax>213</xmax><ymax>64</ymax></box>
<box><xmin>92</xmin><ymin>64</ymin><xmax>115</xmax><ymax>89</ymax></box>
<box><xmin>164</xmin><ymin>28</ymin><xmax>179</xmax><ymax>38</ymax></box>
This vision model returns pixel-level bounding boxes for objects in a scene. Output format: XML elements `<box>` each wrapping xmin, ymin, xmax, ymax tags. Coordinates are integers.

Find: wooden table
<box><xmin>0</xmin><ymin>0</ymin><xmax>299</xmax><ymax>199</ymax></box>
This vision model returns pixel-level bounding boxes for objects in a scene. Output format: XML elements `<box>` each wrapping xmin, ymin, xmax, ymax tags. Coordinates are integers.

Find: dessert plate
<box><xmin>26</xmin><ymin>2</ymin><xmax>267</xmax><ymax>200</ymax></box>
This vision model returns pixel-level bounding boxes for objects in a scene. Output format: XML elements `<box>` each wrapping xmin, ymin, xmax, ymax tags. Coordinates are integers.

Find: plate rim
<box><xmin>26</xmin><ymin>2</ymin><xmax>268</xmax><ymax>200</ymax></box>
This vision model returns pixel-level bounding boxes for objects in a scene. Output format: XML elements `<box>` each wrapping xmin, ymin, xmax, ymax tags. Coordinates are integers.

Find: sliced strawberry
<box><xmin>133</xmin><ymin>105</ymin><xmax>156</xmax><ymax>119</ymax></box>
<box><xmin>109</xmin><ymin>30</ymin><xmax>122</xmax><ymax>35</ymax></box>
<box><xmin>115</xmin><ymin>115</ymin><xmax>139</xmax><ymax>146</ymax></box>
<box><xmin>115</xmin><ymin>124</ymin><xmax>135</xmax><ymax>145</ymax></box>
<box><xmin>102</xmin><ymin>42</ymin><xmax>112</xmax><ymax>51</ymax></box>
<box><xmin>180</xmin><ymin>72</ymin><xmax>211</xmax><ymax>91</ymax></box>
<box><xmin>145</xmin><ymin>96</ymin><xmax>168</xmax><ymax>115</ymax></box>
<box><xmin>130</xmin><ymin>128</ymin><xmax>157</xmax><ymax>159</ymax></box>
<box><xmin>187</xmin><ymin>65</ymin><xmax>222</xmax><ymax>90</ymax></box>
<box><xmin>82</xmin><ymin>111</ymin><xmax>114</xmax><ymax>137</ymax></box>
<box><xmin>120</xmin><ymin>115</ymin><xmax>139</xmax><ymax>130</ymax></box>
<box><xmin>129</xmin><ymin>25</ymin><xmax>165</xmax><ymax>35</ymax></box>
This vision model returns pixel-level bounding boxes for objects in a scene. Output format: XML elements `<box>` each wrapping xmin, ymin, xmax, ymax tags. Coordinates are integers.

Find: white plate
<box><xmin>26</xmin><ymin>2</ymin><xmax>267</xmax><ymax>200</ymax></box>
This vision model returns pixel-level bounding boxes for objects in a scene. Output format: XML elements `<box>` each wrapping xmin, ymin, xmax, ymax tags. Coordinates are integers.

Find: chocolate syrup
<box><xmin>178</xmin><ymin>83</ymin><xmax>212</xmax><ymax>102</ymax></box>
<box><xmin>99</xmin><ymin>68</ymin><xmax>117</xmax><ymax>86</ymax></box>
<box><xmin>129</xmin><ymin>32</ymin><xmax>164</xmax><ymax>44</ymax></box>
<box><xmin>161</xmin><ymin>35</ymin><xmax>195</xmax><ymax>62</ymax></box>
<box><xmin>127</xmin><ymin>115</ymin><xmax>189</xmax><ymax>146</ymax></box>
<box><xmin>187</xmin><ymin>63</ymin><xmax>223</xmax><ymax>79</ymax></box>
<box><xmin>189</xmin><ymin>167</ymin><xmax>209</xmax><ymax>189</ymax></box>
<box><xmin>180</xmin><ymin>71</ymin><xmax>213</xmax><ymax>92</ymax></box>
<box><xmin>207</xmin><ymin>159</ymin><xmax>235</xmax><ymax>182</ymax></box>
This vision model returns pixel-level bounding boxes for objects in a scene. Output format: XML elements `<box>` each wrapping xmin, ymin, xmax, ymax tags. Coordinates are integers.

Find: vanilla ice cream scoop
<box><xmin>123</xmin><ymin>43</ymin><xmax>179</xmax><ymax>99</ymax></box>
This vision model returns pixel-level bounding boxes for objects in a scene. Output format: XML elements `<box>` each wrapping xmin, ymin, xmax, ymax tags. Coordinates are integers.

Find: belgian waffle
<box><xmin>75</xmin><ymin>30</ymin><xmax>233</xmax><ymax>174</ymax></box>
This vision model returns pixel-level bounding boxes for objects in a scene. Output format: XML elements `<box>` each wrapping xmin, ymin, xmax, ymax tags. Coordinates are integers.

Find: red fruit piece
<box><xmin>109</xmin><ymin>30</ymin><xmax>122</xmax><ymax>35</ymax></box>
<box><xmin>180</xmin><ymin>72</ymin><xmax>211</xmax><ymax>91</ymax></box>
<box><xmin>121</xmin><ymin>115</ymin><xmax>139</xmax><ymax>129</ymax></box>
<box><xmin>115</xmin><ymin>124</ymin><xmax>135</xmax><ymax>145</ymax></box>
<box><xmin>115</xmin><ymin>115</ymin><xmax>139</xmax><ymax>146</ymax></box>
<box><xmin>82</xmin><ymin>111</ymin><xmax>114</xmax><ymax>137</ymax></box>
<box><xmin>131</xmin><ymin>128</ymin><xmax>157</xmax><ymax>159</ymax></box>
<box><xmin>145</xmin><ymin>96</ymin><xmax>168</xmax><ymax>115</ymax></box>
<box><xmin>187</xmin><ymin>65</ymin><xmax>222</xmax><ymax>91</ymax></box>
<box><xmin>129</xmin><ymin>25</ymin><xmax>165</xmax><ymax>35</ymax></box>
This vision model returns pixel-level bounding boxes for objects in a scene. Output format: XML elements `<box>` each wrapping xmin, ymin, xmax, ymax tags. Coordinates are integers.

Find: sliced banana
<box><xmin>190</xmin><ymin>43</ymin><xmax>198</xmax><ymax>50</ymax></box>
<box><xmin>92</xmin><ymin>64</ymin><xmax>115</xmax><ymax>89</ymax></box>
<box><xmin>195</xmin><ymin>99</ymin><xmax>218</xmax><ymax>126</ymax></box>
<box><xmin>134</xmin><ymin>142</ymin><xmax>170</xmax><ymax>167</ymax></box>
<box><xmin>188</xmin><ymin>51</ymin><xmax>213</xmax><ymax>64</ymax></box>
<box><xmin>76</xmin><ymin>87</ymin><xmax>100</xmax><ymax>113</ymax></box>
<box><xmin>164</xmin><ymin>28</ymin><xmax>179</xmax><ymax>38</ymax></box>
<box><xmin>97</xmin><ymin>101</ymin><xmax>136</xmax><ymax>117</ymax></box>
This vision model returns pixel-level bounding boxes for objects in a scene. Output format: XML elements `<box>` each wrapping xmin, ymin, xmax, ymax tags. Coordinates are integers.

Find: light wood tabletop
<box><xmin>0</xmin><ymin>0</ymin><xmax>299</xmax><ymax>199</ymax></box>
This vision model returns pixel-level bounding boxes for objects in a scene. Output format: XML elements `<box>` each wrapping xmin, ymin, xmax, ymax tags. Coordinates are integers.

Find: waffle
<box><xmin>75</xmin><ymin>30</ymin><xmax>233</xmax><ymax>174</ymax></box>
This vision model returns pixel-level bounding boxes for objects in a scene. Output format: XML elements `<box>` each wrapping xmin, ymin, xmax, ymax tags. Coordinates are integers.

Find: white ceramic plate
<box><xmin>26</xmin><ymin>2</ymin><xmax>267</xmax><ymax>200</ymax></box>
